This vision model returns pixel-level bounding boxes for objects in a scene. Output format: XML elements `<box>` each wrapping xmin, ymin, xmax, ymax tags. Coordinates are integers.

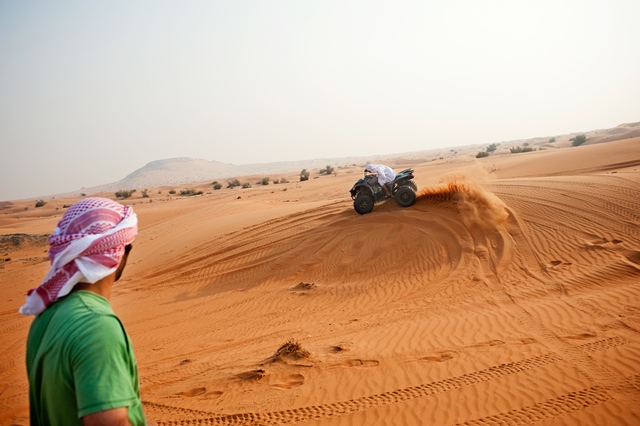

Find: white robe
<box><xmin>367</xmin><ymin>164</ymin><xmax>396</xmax><ymax>185</ymax></box>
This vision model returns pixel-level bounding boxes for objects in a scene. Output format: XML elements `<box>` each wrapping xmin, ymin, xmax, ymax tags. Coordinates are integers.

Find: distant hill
<box><xmin>75</xmin><ymin>121</ymin><xmax>640</xmax><ymax>195</ymax></box>
<box><xmin>80</xmin><ymin>154</ymin><xmax>400</xmax><ymax>194</ymax></box>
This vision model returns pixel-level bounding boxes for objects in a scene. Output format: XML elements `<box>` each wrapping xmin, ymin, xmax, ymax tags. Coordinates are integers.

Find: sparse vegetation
<box><xmin>319</xmin><ymin>165</ymin><xmax>335</xmax><ymax>175</ymax></box>
<box><xmin>549</xmin><ymin>137</ymin><xmax>556</xmax><ymax>142</ymax></box>
<box><xmin>510</xmin><ymin>146</ymin><xmax>535</xmax><ymax>153</ymax></box>
<box><xmin>115</xmin><ymin>189</ymin><xmax>136</xmax><ymax>199</ymax></box>
<box><xmin>80</xmin><ymin>193</ymin><xmax>86</xmax><ymax>197</ymax></box>
<box><xmin>180</xmin><ymin>189</ymin><xmax>203</xmax><ymax>196</ymax></box>
<box><xmin>260</xmin><ymin>177</ymin><xmax>270</xmax><ymax>185</ymax></box>
<box><xmin>227</xmin><ymin>179</ymin><xmax>241</xmax><ymax>189</ymax></box>
<box><xmin>212</xmin><ymin>181</ymin><xmax>222</xmax><ymax>190</ymax></box>
<box><xmin>242</xmin><ymin>182</ymin><xmax>251</xmax><ymax>189</ymax></box>
<box><xmin>476</xmin><ymin>142</ymin><xmax>500</xmax><ymax>158</ymax></box>
<box><xmin>141</xmin><ymin>189</ymin><xmax>149</xmax><ymax>198</ymax></box>
<box><xmin>571</xmin><ymin>134</ymin><xmax>587</xmax><ymax>146</ymax></box>
<box><xmin>168</xmin><ymin>189</ymin><xmax>176</xmax><ymax>194</ymax></box>
<box><xmin>266</xmin><ymin>339</ymin><xmax>310</xmax><ymax>363</ymax></box>
<box><xmin>35</xmin><ymin>200</ymin><xmax>46</xmax><ymax>208</ymax></box>
<box><xmin>280</xmin><ymin>177</ymin><xmax>289</xmax><ymax>183</ymax></box>
<box><xmin>300</xmin><ymin>169</ymin><xmax>310</xmax><ymax>181</ymax></box>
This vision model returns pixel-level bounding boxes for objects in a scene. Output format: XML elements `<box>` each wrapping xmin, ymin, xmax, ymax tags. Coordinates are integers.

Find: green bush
<box><xmin>319</xmin><ymin>165</ymin><xmax>335</xmax><ymax>174</ymax></box>
<box><xmin>260</xmin><ymin>177</ymin><xmax>270</xmax><ymax>185</ymax></box>
<box><xmin>571</xmin><ymin>134</ymin><xmax>587</xmax><ymax>146</ymax></box>
<box><xmin>227</xmin><ymin>179</ymin><xmax>241</xmax><ymax>189</ymax></box>
<box><xmin>212</xmin><ymin>181</ymin><xmax>222</xmax><ymax>190</ymax></box>
<box><xmin>115</xmin><ymin>189</ymin><xmax>136</xmax><ymax>199</ymax></box>
<box><xmin>242</xmin><ymin>182</ymin><xmax>251</xmax><ymax>189</ymax></box>
<box><xmin>35</xmin><ymin>199</ymin><xmax>46</xmax><ymax>208</ymax></box>
<box><xmin>486</xmin><ymin>143</ymin><xmax>498</xmax><ymax>153</ymax></box>
<box><xmin>510</xmin><ymin>146</ymin><xmax>534</xmax><ymax>153</ymax></box>
<box><xmin>475</xmin><ymin>151</ymin><xmax>489</xmax><ymax>158</ymax></box>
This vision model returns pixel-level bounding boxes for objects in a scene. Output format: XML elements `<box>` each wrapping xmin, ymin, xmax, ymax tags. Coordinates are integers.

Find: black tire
<box><xmin>354</xmin><ymin>193</ymin><xmax>374</xmax><ymax>215</ymax></box>
<box><xmin>404</xmin><ymin>180</ymin><xmax>418</xmax><ymax>192</ymax></box>
<box><xmin>395</xmin><ymin>186</ymin><xmax>416</xmax><ymax>207</ymax></box>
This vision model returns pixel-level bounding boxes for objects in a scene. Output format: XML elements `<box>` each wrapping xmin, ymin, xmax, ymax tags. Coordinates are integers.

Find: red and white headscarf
<box><xmin>20</xmin><ymin>197</ymin><xmax>138</xmax><ymax>316</ymax></box>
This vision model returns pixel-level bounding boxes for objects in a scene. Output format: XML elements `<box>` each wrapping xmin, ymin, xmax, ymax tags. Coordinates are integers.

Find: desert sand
<box><xmin>1</xmin><ymin>137</ymin><xmax>639</xmax><ymax>425</ymax></box>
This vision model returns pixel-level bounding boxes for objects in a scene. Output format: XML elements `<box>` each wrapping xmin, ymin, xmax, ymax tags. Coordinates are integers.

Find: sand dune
<box><xmin>1</xmin><ymin>137</ymin><xmax>639</xmax><ymax>425</ymax></box>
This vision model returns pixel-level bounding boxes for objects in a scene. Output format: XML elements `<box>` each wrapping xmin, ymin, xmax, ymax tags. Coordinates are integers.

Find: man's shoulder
<box><xmin>59</xmin><ymin>291</ymin><xmax>114</xmax><ymax>315</ymax></box>
<box><xmin>34</xmin><ymin>291</ymin><xmax>120</xmax><ymax>338</ymax></box>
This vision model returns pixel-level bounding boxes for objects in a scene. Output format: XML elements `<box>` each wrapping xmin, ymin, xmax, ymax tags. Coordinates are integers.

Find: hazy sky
<box><xmin>1</xmin><ymin>0</ymin><xmax>639</xmax><ymax>201</ymax></box>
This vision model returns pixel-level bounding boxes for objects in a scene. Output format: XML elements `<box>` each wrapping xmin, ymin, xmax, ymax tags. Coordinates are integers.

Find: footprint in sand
<box><xmin>564</xmin><ymin>333</ymin><xmax>596</xmax><ymax>340</ymax></box>
<box><xmin>177</xmin><ymin>387</ymin><xmax>206</xmax><ymax>397</ymax></box>
<box><xmin>471</xmin><ymin>340</ymin><xmax>505</xmax><ymax>348</ymax></box>
<box><xmin>272</xmin><ymin>373</ymin><xmax>305</xmax><ymax>389</ymax></box>
<box><xmin>343</xmin><ymin>359</ymin><xmax>379</xmax><ymax>368</ymax></box>
<box><xmin>421</xmin><ymin>352</ymin><xmax>455</xmax><ymax>362</ymax></box>
<box><xmin>237</xmin><ymin>369</ymin><xmax>265</xmax><ymax>380</ymax></box>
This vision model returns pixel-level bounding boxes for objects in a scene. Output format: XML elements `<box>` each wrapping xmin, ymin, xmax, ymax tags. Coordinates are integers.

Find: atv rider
<box><xmin>365</xmin><ymin>164</ymin><xmax>396</xmax><ymax>198</ymax></box>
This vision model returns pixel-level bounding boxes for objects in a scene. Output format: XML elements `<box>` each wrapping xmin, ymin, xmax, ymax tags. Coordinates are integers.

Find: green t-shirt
<box><xmin>26</xmin><ymin>291</ymin><xmax>146</xmax><ymax>425</ymax></box>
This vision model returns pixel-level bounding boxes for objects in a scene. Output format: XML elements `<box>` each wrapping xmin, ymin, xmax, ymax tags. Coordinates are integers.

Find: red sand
<box><xmin>1</xmin><ymin>137</ymin><xmax>639</xmax><ymax>425</ymax></box>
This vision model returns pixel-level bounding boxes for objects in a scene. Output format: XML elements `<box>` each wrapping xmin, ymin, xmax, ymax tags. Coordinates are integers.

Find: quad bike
<box><xmin>349</xmin><ymin>168</ymin><xmax>417</xmax><ymax>214</ymax></box>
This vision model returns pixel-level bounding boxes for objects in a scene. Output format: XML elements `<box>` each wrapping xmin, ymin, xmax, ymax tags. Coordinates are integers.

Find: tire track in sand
<box><xmin>148</xmin><ymin>336</ymin><xmax>629</xmax><ymax>425</ymax></box>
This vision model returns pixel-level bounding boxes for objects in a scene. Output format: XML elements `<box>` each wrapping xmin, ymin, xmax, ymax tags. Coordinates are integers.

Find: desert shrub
<box><xmin>35</xmin><ymin>200</ymin><xmax>46</xmax><ymax>208</ymax></box>
<box><xmin>280</xmin><ymin>177</ymin><xmax>289</xmax><ymax>183</ymax></box>
<box><xmin>227</xmin><ymin>179</ymin><xmax>241</xmax><ymax>189</ymax></box>
<box><xmin>549</xmin><ymin>137</ymin><xmax>556</xmax><ymax>142</ymax></box>
<box><xmin>572</xmin><ymin>134</ymin><xmax>587</xmax><ymax>146</ymax></box>
<box><xmin>80</xmin><ymin>193</ymin><xmax>86</xmax><ymax>196</ymax></box>
<box><xmin>510</xmin><ymin>146</ymin><xmax>534</xmax><ymax>153</ymax></box>
<box><xmin>168</xmin><ymin>189</ymin><xmax>176</xmax><ymax>194</ymax></box>
<box><xmin>300</xmin><ymin>169</ymin><xmax>310</xmax><ymax>181</ymax></box>
<box><xmin>267</xmin><ymin>339</ymin><xmax>310</xmax><ymax>363</ymax></box>
<box><xmin>260</xmin><ymin>177</ymin><xmax>270</xmax><ymax>185</ymax></box>
<box><xmin>476</xmin><ymin>151</ymin><xmax>489</xmax><ymax>158</ymax></box>
<box><xmin>319</xmin><ymin>165</ymin><xmax>335</xmax><ymax>174</ymax></box>
<box><xmin>141</xmin><ymin>189</ymin><xmax>149</xmax><ymax>198</ymax></box>
<box><xmin>212</xmin><ymin>181</ymin><xmax>222</xmax><ymax>190</ymax></box>
<box><xmin>180</xmin><ymin>189</ymin><xmax>203</xmax><ymax>196</ymax></box>
<box><xmin>242</xmin><ymin>182</ymin><xmax>251</xmax><ymax>189</ymax></box>
<box><xmin>115</xmin><ymin>189</ymin><xmax>136</xmax><ymax>199</ymax></box>
<box><xmin>273</xmin><ymin>179</ymin><xmax>280</xmax><ymax>184</ymax></box>
<box><xmin>486</xmin><ymin>143</ymin><xmax>498</xmax><ymax>153</ymax></box>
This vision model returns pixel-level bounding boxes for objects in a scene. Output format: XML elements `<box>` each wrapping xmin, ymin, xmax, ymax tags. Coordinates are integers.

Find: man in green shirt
<box><xmin>22</xmin><ymin>198</ymin><xmax>150</xmax><ymax>425</ymax></box>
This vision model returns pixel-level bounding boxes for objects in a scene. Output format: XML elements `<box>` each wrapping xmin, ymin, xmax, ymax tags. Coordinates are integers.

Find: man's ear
<box><xmin>114</xmin><ymin>245</ymin><xmax>132</xmax><ymax>282</ymax></box>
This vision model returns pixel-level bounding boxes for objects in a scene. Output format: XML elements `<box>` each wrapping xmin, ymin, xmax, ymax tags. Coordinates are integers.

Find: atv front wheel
<box><xmin>395</xmin><ymin>186</ymin><xmax>416</xmax><ymax>207</ymax></box>
<box><xmin>354</xmin><ymin>193</ymin><xmax>374</xmax><ymax>215</ymax></box>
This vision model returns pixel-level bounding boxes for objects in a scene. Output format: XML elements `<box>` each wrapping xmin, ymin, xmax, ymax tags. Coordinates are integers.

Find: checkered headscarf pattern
<box><xmin>19</xmin><ymin>198</ymin><xmax>138</xmax><ymax>316</ymax></box>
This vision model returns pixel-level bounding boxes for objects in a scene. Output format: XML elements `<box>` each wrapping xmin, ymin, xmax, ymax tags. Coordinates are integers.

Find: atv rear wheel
<box><xmin>395</xmin><ymin>186</ymin><xmax>416</xmax><ymax>207</ymax></box>
<box><xmin>354</xmin><ymin>193</ymin><xmax>374</xmax><ymax>215</ymax></box>
<box><xmin>404</xmin><ymin>180</ymin><xmax>418</xmax><ymax>192</ymax></box>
